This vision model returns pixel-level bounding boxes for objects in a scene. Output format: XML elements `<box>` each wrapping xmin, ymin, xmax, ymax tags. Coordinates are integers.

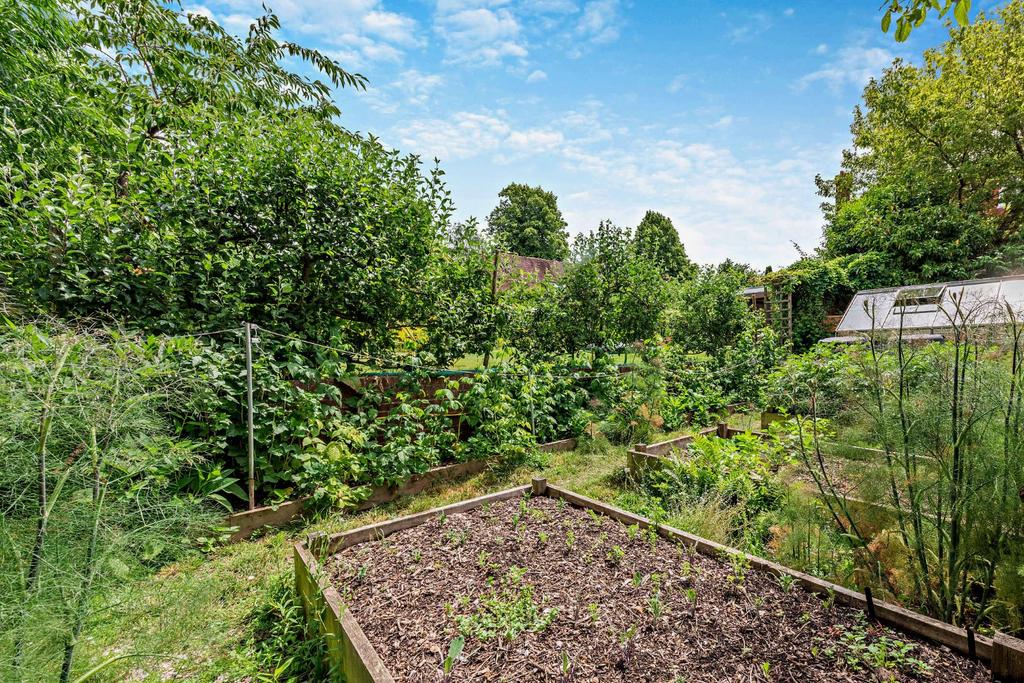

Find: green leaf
<box><xmin>953</xmin><ymin>0</ymin><xmax>970</xmax><ymax>26</ymax></box>
<box><xmin>881</xmin><ymin>10</ymin><xmax>892</xmax><ymax>33</ymax></box>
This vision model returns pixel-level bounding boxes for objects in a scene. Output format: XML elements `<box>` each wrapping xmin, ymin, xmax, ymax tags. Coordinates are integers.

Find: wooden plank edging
<box><xmin>225</xmin><ymin>459</ymin><xmax>490</xmax><ymax>542</ymax></box>
<box><xmin>294</xmin><ymin>543</ymin><xmax>396</xmax><ymax>682</ymax></box>
<box><xmin>541</xmin><ymin>483</ymin><xmax>1024</xmax><ymax>671</ymax></box>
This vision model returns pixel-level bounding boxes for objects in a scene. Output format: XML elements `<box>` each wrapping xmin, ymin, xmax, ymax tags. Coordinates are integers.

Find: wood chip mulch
<box><xmin>326</xmin><ymin>495</ymin><xmax>987</xmax><ymax>683</ymax></box>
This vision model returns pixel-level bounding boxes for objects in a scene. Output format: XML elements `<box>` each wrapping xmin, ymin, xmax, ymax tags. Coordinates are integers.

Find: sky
<box><xmin>186</xmin><ymin>0</ymin><xmax>983</xmax><ymax>269</ymax></box>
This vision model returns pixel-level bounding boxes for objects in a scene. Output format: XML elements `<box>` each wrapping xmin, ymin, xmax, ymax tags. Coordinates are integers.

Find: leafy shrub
<box><xmin>660</xmin><ymin>348</ymin><xmax>727</xmax><ymax>429</ymax></box>
<box><xmin>761</xmin><ymin>344</ymin><xmax>852</xmax><ymax>416</ymax></box>
<box><xmin>642</xmin><ymin>432</ymin><xmax>793</xmax><ymax>547</ymax></box>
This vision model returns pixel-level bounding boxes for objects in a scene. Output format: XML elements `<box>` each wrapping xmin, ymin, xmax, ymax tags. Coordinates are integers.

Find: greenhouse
<box><xmin>832</xmin><ymin>275</ymin><xmax>1024</xmax><ymax>337</ymax></box>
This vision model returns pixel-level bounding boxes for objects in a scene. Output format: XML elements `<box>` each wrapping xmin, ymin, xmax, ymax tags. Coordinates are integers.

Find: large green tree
<box><xmin>633</xmin><ymin>210</ymin><xmax>694</xmax><ymax>279</ymax></box>
<box><xmin>817</xmin><ymin>1</ymin><xmax>1024</xmax><ymax>284</ymax></box>
<box><xmin>486</xmin><ymin>183</ymin><xmax>570</xmax><ymax>260</ymax></box>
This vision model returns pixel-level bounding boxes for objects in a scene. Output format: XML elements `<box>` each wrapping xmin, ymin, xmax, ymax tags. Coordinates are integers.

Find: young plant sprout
<box><xmin>440</xmin><ymin>635</ymin><xmax>465</xmax><ymax>682</ymax></box>
<box><xmin>558</xmin><ymin>651</ymin><xmax>577</xmax><ymax>683</ymax></box>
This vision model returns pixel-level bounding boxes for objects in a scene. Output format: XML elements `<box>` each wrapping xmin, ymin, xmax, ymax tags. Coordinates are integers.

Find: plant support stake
<box><xmin>244</xmin><ymin>322</ymin><xmax>256</xmax><ymax>510</ymax></box>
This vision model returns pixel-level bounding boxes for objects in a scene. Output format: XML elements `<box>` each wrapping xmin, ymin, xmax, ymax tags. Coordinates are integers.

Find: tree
<box><xmin>554</xmin><ymin>221</ymin><xmax>668</xmax><ymax>354</ymax></box>
<box><xmin>818</xmin><ymin>1</ymin><xmax>1024</xmax><ymax>283</ymax></box>
<box><xmin>823</xmin><ymin>175</ymin><xmax>995</xmax><ymax>284</ymax></box>
<box><xmin>486</xmin><ymin>183</ymin><xmax>569</xmax><ymax>261</ymax></box>
<box><xmin>633</xmin><ymin>211</ymin><xmax>694</xmax><ymax>279</ymax></box>
<box><xmin>667</xmin><ymin>267</ymin><xmax>750</xmax><ymax>357</ymax></box>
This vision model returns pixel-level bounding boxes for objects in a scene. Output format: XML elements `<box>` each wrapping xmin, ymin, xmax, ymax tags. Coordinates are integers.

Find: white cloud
<box><xmin>709</xmin><ymin>115</ymin><xmax>735</xmax><ymax>129</ymax></box>
<box><xmin>783</xmin><ymin>7</ymin><xmax>795</xmax><ymax>17</ymax></box>
<box><xmin>814</xmin><ymin>42</ymin><xmax>829</xmax><ymax>55</ymax></box>
<box><xmin>666</xmin><ymin>74</ymin><xmax>688</xmax><ymax>93</ymax></box>
<box><xmin>526</xmin><ymin>69</ymin><xmax>548</xmax><ymax>83</ymax></box>
<box><xmin>434</xmin><ymin>6</ymin><xmax>528</xmax><ymax>65</ymax></box>
<box><xmin>202</xmin><ymin>0</ymin><xmax>423</xmax><ymax>67</ymax></box>
<box><xmin>397</xmin><ymin>111</ymin><xmax>512</xmax><ymax>159</ymax></box>
<box><xmin>506</xmin><ymin>128</ymin><xmax>564</xmax><ymax>150</ymax></box>
<box><xmin>727</xmin><ymin>12</ymin><xmax>772</xmax><ymax>43</ymax></box>
<box><xmin>576</xmin><ymin>0</ymin><xmax>622</xmax><ymax>44</ymax></box>
<box><xmin>796</xmin><ymin>45</ymin><xmax>896</xmax><ymax>92</ymax></box>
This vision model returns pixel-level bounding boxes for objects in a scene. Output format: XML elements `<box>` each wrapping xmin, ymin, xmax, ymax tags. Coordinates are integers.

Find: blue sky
<box><xmin>187</xmin><ymin>0</ymin><xmax>981</xmax><ymax>268</ymax></box>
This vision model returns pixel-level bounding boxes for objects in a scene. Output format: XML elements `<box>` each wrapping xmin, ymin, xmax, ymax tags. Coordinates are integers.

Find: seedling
<box><xmin>645</xmin><ymin>525</ymin><xmax>659</xmax><ymax>550</ymax></box>
<box><xmin>607</xmin><ymin>545</ymin><xmax>625</xmax><ymax>564</ymax></box>
<box><xmin>440</xmin><ymin>636</ymin><xmax>465</xmax><ymax>682</ymax></box>
<box><xmin>619</xmin><ymin>625</ymin><xmax>638</xmax><ymax>669</ymax></box>
<box><xmin>631</xmin><ymin>571</ymin><xmax>645</xmax><ymax>587</ymax></box>
<box><xmin>537</xmin><ymin>531</ymin><xmax>549</xmax><ymax>545</ymax></box>
<box><xmin>438</xmin><ymin>511</ymin><xmax>448</xmax><ymax>525</ymax></box>
<box><xmin>625</xmin><ymin>524</ymin><xmax>640</xmax><ymax>541</ymax></box>
<box><xmin>648</xmin><ymin>586</ymin><xmax>665</xmax><ymax>620</ymax></box>
<box><xmin>776</xmin><ymin>573</ymin><xmax>796</xmax><ymax>592</ymax></box>
<box><xmin>759</xmin><ymin>661</ymin><xmax>771</xmax><ymax>680</ymax></box>
<box><xmin>586</xmin><ymin>508</ymin><xmax>603</xmax><ymax>527</ymax></box>
<box><xmin>587</xmin><ymin>602</ymin><xmax>600</xmax><ymax>624</ymax></box>
<box><xmin>558</xmin><ymin>651</ymin><xmax>576</xmax><ymax>683</ymax></box>
<box><xmin>454</xmin><ymin>573</ymin><xmax>557</xmax><ymax>641</ymax></box>
<box><xmin>836</xmin><ymin>614</ymin><xmax>931</xmax><ymax>676</ymax></box>
<box><xmin>564</xmin><ymin>529</ymin><xmax>576</xmax><ymax>552</ymax></box>
<box><xmin>411</xmin><ymin>549</ymin><xmax>422</xmax><ymax>563</ymax></box>
<box><xmin>477</xmin><ymin>550</ymin><xmax>492</xmax><ymax>571</ymax></box>
<box><xmin>725</xmin><ymin>551</ymin><xmax>749</xmax><ymax>587</ymax></box>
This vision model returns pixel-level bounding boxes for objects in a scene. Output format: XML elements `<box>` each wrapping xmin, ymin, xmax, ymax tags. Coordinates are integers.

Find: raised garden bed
<box><xmin>627</xmin><ymin>422</ymin><xmax>769</xmax><ymax>477</ymax></box>
<box><xmin>294</xmin><ymin>480</ymin><xmax>1024</xmax><ymax>682</ymax></box>
<box><xmin>226</xmin><ymin>439</ymin><xmax>577</xmax><ymax>541</ymax></box>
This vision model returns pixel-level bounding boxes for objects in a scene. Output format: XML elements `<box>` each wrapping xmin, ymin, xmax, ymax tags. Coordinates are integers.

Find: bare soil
<box><xmin>326</xmin><ymin>495</ymin><xmax>987</xmax><ymax>682</ymax></box>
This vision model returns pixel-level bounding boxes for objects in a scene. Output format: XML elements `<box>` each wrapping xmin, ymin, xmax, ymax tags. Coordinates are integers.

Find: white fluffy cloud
<box><xmin>192</xmin><ymin>0</ymin><xmax>423</xmax><ymax>67</ymax></box>
<box><xmin>526</xmin><ymin>69</ymin><xmax>548</xmax><ymax>83</ymax></box>
<box><xmin>797</xmin><ymin>45</ymin><xmax>897</xmax><ymax>92</ymax></box>
<box><xmin>576</xmin><ymin>0</ymin><xmax>621</xmax><ymax>44</ymax></box>
<box><xmin>434</xmin><ymin>6</ymin><xmax>528</xmax><ymax>65</ymax></box>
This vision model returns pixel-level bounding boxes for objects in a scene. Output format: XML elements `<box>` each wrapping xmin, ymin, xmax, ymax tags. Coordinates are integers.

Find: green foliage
<box><xmin>660</xmin><ymin>350</ymin><xmax>727</xmax><ymax>430</ymax></box>
<box><xmin>667</xmin><ymin>267</ymin><xmax>750</xmax><ymax>358</ymax></box>
<box><xmin>823</xmin><ymin>176</ymin><xmax>997</xmax><ymax>284</ymax></box>
<box><xmin>880</xmin><ymin>0</ymin><xmax>972</xmax><ymax>42</ymax></box>
<box><xmin>633</xmin><ymin>211</ymin><xmax>694</xmax><ymax>279</ymax></box>
<box><xmin>761</xmin><ymin>345</ymin><xmax>852</xmax><ymax>416</ymax></box>
<box><xmin>821</xmin><ymin>2</ymin><xmax>1024</xmax><ymax>283</ymax></box>
<box><xmin>600</xmin><ymin>348</ymin><xmax>666</xmax><ymax>445</ymax></box>
<box><xmin>720</xmin><ymin>314</ymin><xmax>783</xmax><ymax>404</ymax></box>
<box><xmin>486</xmin><ymin>183</ymin><xmax>569</xmax><ymax>260</ymax></box>
<box><xmin>643</xmin><ymin>433</ymin><xmax>792</xmax><ymax>548</ymax></box>
<box><xmin>454</xmin><ymin>568</ymin><xmax>557</xmax><ymax>641</ymax></box>
<box><xmin>0</xmin><ymin>321</ymin><xmax>221</xmax><ymax>681</ymax></box>
<box><xmin>549</xmin><ymin>221</ymin><xmax>669</xmax><ymax>355</ymax></box>
<box><xmin>834</xmin><ymin>615</ymin><xmax>930</xmax><ymax>675</ymax></box>
<box><xmin>764</xmin><ymin>258</ymin><xmax>852</xmax><ymax>351</ymax></box>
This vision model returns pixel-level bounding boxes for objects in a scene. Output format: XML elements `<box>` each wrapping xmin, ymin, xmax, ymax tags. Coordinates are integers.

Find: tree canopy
<box><xmin>486</xmin><ymin>183</ymin><xmax>570</xmax><ymax>261</ymax></box>
<box><xmin>816</xmin><ymin>0</ymin><xmax>1024</xmax><ymax>287</ymax></box>
<box><xmin>634</xmin><ymin>211</ymin><xmax>695</xmax><ymax>279</ymax></box>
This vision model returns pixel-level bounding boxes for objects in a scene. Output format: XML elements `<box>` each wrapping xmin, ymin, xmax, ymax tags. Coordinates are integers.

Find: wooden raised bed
<box><xmin>226</xmin><ymin>438</ymin><xmax>577</xmax><ymax>542</ymax></box>
<box><xmin>627</xmin><ymin>422</ymin><xmax>770</xmax><ymax>477</ymax></box>
<box><xmin>294</xmin><ymin>478</ymin><xmax>1024</xmax><ymax>682</ymax></box>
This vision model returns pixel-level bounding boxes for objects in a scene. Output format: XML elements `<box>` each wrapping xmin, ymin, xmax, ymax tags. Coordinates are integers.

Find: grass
<box><xmin>77</xmin><ymin>413</ymin><xmax>763</xmax><ymax>681</ymax></box>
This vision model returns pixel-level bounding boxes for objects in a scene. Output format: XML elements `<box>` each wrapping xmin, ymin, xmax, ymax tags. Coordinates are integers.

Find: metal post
<box><xmin>244</xmin><ymin>322</ymin><xmax>256</xmax><ymax>511</ymax></box>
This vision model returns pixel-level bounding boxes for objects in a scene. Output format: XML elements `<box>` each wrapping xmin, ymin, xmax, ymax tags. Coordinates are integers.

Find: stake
<box><xmin>864</xmin><ymin>586</ymin><xmax>877</xmax><ymax>621</ymax></box>
<box><xmin>244</xmin><ymin>322</ymin><xmax>256</xmax><ymax>511</ymax></box>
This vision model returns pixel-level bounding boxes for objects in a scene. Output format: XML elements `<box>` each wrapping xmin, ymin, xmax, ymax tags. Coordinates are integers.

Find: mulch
<box><xmin>326</xmin><ymin>495</ymin><xmax>988</xmax><ymax>682</ymax></box>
